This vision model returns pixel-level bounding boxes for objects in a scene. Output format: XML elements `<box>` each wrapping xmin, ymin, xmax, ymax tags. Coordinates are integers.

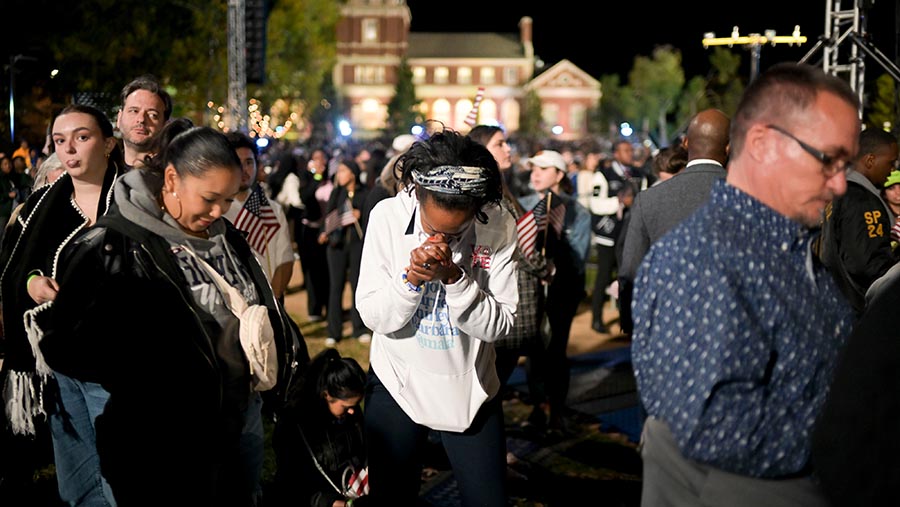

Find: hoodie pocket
<box><xmin>397</xmin><ymin>364</ymin><xmax>488</xmax><ymax>432</ymax></box>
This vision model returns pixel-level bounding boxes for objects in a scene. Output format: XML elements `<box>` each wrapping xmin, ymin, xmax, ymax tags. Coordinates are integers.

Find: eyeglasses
<box><xmin>767</xmin><ymin>124</ymin><xmax>853</xmax><ymax>176</ymax></box>
<box><xmin>418</xmin><ymin>207</ymin><xmax>471</xmax><ymax>244</ymax></box>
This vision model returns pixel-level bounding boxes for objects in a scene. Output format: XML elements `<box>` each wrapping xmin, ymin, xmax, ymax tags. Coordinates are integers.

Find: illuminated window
<box><xmin>501</xmin><ymin>98</ymin><xmax>520</xmax><ymax>131</ymax></box>
<box><xmin>434</xmin><ymin>67</ymin><xmax>449</xmax><ymax>84</ymax></box>
<box><xmin>457</xmin><ymin>67</ymin><xmax>472</xmax><ymax>85</ymax></box>
<box><xmin>454</xmin><ymin>99</ymin><xmax>473</xmax><ymax>131</ymax></box>
<box><xmin>432</xmin><ymin>99</ymin><xmax>451</xmax><ymax>126</ymax></box>
<box><xmin>503</xmin><ymin>67</ymin><xmax>518</xmax><ymax>85</ymax></box>
<box><xmin>542</xmin><ymin>104</ymin><xmax>559</xmax><ymax>128</ymax></box>
<box><xmin>362</xmin><ymin>19</ymin><xmax>379</xmax><ymax>43</ymax></box>
<box><xmin>570</xmin><ymin>104</ymin><xmax>586</xmax><ymax>134</ymax></box>
<box><xmin>479</xmin><ymin>99</ymin><xmax>498</xmax><ymax>124</ymax></box>
<box><xmin>354</xmin><ymin>65</ymin><xmax>385</xmax><ymax>84</ymax></box>
<box><xmin>412</xmin><ymin>66</ymin><xmax>426</xmax><ymax>84</ymax></box>
<box><xmin>480</xmin><ymin>67</ymin><xmax>495</xmax><ymax>85</ymax></box>
<box><xmin>351</xmin><ymin>98</ymin><xmax>387</xmax><ymax>130</ymax></box>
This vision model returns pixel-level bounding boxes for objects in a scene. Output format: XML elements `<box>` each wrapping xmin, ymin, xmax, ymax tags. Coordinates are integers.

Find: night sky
<box><xmin>407</xmin><ymin>0</ymin><xmax>899</xmax><ymax>82</ymax></box>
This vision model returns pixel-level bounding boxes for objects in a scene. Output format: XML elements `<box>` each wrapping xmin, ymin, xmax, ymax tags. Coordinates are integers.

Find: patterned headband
<box><xmin>412</xmin><ymin>165</ymin><xmax>492</xmax><ymax>197</ymax></box>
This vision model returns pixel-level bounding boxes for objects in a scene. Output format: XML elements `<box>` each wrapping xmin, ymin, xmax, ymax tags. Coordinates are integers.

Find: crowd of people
<box><xmin>1</xmin><ymin>62</ymin><xmax>899</xmax><ymax>506</ymax></box>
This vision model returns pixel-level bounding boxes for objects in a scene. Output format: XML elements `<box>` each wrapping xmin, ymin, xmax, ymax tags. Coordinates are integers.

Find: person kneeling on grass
<box><xmin>273</xmin><ymin>348</ymin><xmax>369</xmax><ymax>507</ymax></box>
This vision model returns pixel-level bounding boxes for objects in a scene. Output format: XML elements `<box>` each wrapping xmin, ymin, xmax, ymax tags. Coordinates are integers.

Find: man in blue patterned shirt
<box><xmin>632</xmin><ymin>63</ymin><xmax>860</xmax><ymax>506</ymax></box>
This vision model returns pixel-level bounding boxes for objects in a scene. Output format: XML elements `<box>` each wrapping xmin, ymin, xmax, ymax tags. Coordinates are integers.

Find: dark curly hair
<box><xmin>398</xmin><ymin>129</ymin><xmax>501</xmax><ymax>223</ymax></box>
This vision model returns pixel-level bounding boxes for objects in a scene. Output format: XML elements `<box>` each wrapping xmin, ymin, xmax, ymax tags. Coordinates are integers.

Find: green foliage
<box><xmin>386</xmin><ymin>59</ymin><xmax>422</xmax><ymax>138</ymax></box>
<box><xmin>675</xmin><ymin>76</ymin><xmax>711</xmax><ymax>133</ymax></box>
<box><xmin>19</xmin><ymin>0</ymin><xmax>338</xmax><ymax>128</ymax></box>
<box><xmin>708</xmin><ymin>47</ymin><xmax>741</xmax><ymax>84</ymax></box>
<box><xmin>518</xmin><ymin>88</ymin><xmax>544</xmax><ymax>138</ymax></box>
<box><xmin>705</xmin><ymin>47</ymin><xmax>744</xmax><ymax>116</ymax></box>
<box><xmin>590</xmin><ymin>74</ymin><xmax>638</xmax><ymax>137</ymax></box>
<box><xmin>42</xmin><ymin>0</ymin><xmax>227</xmax><ymax>117</ymax></box>
<box><xmin>308</xmin><ymin>74</ymin><xmax>340</xmax><ymax>147</ymax></box>
<box><xmin>865</xmin><ymin>74</ymin><xmax>897</xmax><ymax>132</ymax></box>
<box><xmin>593</xmin><ymin>47</ymin><xmax>743</xmax><ymax>143</ymax></box>
<box><xmin>257</xmin><ymin>0</ymin><xmax>340</xmax><ymax>122</ymax></box>
<box><xmin>628</xmin><ymin>46</ymin><xmax>685</xmax><ymax>143</ymax></box>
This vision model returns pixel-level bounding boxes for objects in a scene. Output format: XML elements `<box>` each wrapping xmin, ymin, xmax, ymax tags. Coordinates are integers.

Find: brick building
<box><xmin>335</xmin><ymin>0</ymin><xmax>601</xmax><ymax>140</ymax></box>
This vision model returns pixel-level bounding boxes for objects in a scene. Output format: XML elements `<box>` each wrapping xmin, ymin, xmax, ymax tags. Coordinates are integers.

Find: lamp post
<box><xmin>8</xmin><ymin>54</ymin><xmax>38</xmax><ymax>144</ymax></box>
<box><xmin>702</xmin><ymin>26</ymin><xmax>807</xmax><ymax>82</ymax></box>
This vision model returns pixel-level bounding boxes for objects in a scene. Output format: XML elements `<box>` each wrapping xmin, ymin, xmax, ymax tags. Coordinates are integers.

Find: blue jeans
<box><xmin>49</xmin><ymin>373</ymin><xmax>115</xmax><ymax>507</ymax></box>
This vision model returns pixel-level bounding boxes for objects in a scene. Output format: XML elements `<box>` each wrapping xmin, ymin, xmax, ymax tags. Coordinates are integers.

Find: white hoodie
<box><xmin>356</xmin><ymin>189</ymin><xmax>518</xmax><ymax>432</ymax></box>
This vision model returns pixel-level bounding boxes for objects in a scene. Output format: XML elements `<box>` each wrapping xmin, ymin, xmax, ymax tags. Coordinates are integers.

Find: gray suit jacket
<box><xmin>617</xmin><ymin>162</ymin><xmax>725</xmax><ymax>333</ymax></box>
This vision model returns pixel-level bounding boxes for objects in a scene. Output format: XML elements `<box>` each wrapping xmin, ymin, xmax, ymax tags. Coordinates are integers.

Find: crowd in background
<box><xmin>3</xmin><ymin>62</ymin><xmax>900</xmax><ymax>506</ymax></box>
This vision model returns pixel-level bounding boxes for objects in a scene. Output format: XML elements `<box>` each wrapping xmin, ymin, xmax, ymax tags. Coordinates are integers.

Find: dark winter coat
<box><xmin>36</xmin><ymin>205</ymin><xmax>302</xmax><ymax>504</ymax></box>
<box><xmin>0</xmin><ymin>164</ymin><xmax>120</xmax><ymax>435</ymax></box>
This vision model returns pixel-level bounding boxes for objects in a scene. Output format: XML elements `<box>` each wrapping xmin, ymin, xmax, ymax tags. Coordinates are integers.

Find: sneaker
<box><xmin>357</xmin><ymin>333</ymin><xmax>372</xmax><ymax>344</ymax></box>
<box><xmin>324</xmin><ymin>337</ymin><xmax>337</xmax><ymax>348</ymax></box>
<box><xmin>308</xmin><ymin>315</ymin><xmax>324</xmax><ymax>323</ymax></box>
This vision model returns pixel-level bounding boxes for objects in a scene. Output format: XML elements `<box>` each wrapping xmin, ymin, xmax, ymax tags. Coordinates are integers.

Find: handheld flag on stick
<box><xmin>464</xmin><ymin>87</ymin><xmax>485</xmax><ymax>127</ymax></box>
<box><xmin>516</xmin><ymin>193</ymin><xmax>566</xmax><ymax>258</ymax></box>
<box><xmin>542</xmin><ymin>193</ymin><xmax>566</xmax><ymax>254</ymax></box>
<box><xmin>542</xmin><ymin>193</ymin><xmax>554</xmax><ymax>255</ymax></box>
<box><xmin>323</xmin><ymin>198</ymin><xmax>363</xmax><ymax>239</ymax></box>
<box><xmin>516</xmin><ymin>208</ymin><xmax>540</xmax><ymax>258</ymax></box>
<box><xmin>234</xmin><ymin>185</ymin><xmax>281</xmax><ymax>255</ymax></box>
<box><xmin>548</xmin><ymin>198</ymin><xmax>565</xmax><ymax>237</ymax></box>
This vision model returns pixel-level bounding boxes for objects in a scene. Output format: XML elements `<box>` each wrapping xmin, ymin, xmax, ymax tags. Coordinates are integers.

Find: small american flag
<box><xmin>464</xmin><ymin>87</ymin><xmax>485</xmax><ymax>127</ymax></box>
<box><xmin>516</xmin><ymin>209</ymin><xmax>539</xmax><ymax>258</ymax></box>
<box><xmin>323</xmin><ymin>200</ymin><xmax>357</xmax><ymax>236</ymax></box>
<box><xmin>516</xmin><ymin>195</ymin><xmax>565</xmax><ymax>257</ymax></box>
<box><xmin>234</xmin><ymin>184</ymin><xmax>281</xmax><ymax>255</ymax></box>
<box><xmin>548</xmin><ymin>199</ymin><xmax>565</xmax><ymax>237</ymax></box>
<box><xmin>346</xmin><ymin>466</ymin><xmax>369</xmax><ymax>498</ymax></box>
<box><xmin>534</xmin><ymin>193</ymin><xmax>567</xmax><ymax>235</ymax></box>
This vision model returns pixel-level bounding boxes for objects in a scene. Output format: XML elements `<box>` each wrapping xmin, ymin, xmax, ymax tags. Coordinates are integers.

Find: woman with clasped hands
<box><xmin>355</xmin><ymin>127</ymin><xmax>518</xmax><ymax>507</ymax></box>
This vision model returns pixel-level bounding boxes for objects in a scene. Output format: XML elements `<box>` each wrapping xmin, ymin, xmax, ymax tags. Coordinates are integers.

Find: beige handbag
<box><xmin>183</xmin><ymin>247</ymin><xmax>279</xmax><ymax>391</ymax></box>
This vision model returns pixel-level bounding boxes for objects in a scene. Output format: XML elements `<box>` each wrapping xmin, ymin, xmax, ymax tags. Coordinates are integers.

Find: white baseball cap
<box><xmin>392</xmin><ymin>134</ymin><xmax>417</xmax><ymax>154</ymax></box>
<box><xmin>524</xmin><ymin>150</ymin><xmax>566</xmax><ymax>172</ymax></box>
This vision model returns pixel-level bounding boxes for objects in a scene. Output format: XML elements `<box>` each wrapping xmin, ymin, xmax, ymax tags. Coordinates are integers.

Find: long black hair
<box><xmin>143</xmin><ymin>119</ymin><xmax>241</xmax><ymax>184</ymax></box>
<box><xmin>283</xmin><ymin>348</ymin><xmax>366</xmax><ymax>414</ymax></box>
<box><xmin>267</xmin><ymin>149</ymin><xmax>300</xmax><ymax>200</ymax></box>
<box><xmin>326</xmin><ymin>158</ymin><xmax>363</xmax><ymax>215</ymax></box>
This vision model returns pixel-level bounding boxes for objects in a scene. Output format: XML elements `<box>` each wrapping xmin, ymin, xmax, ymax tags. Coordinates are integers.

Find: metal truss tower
<box><xmin>227</xmin><ymin>0</ymin><xmax>248</xmax><ymax>132</ymax></box>
<box><xmin>824</xmin><ymin>0</ymin><xmax>865</xmax><ymax>105</ymax></box>
<box><xmin>801</xmin><ymin>1</ymin><xmax>900</xmax><ymax>113</ymax></box>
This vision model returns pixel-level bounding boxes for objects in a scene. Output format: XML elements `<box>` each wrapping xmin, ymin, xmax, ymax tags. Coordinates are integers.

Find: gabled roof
<box><xmin>528</xmin><ymin>59</ymin><xmax>600</xmax><ymax>89</ymax></box>
<box><xmin>406</xmin><ymin>32</ymin><xmax>525</xmax><ymax>59</ymax></box>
